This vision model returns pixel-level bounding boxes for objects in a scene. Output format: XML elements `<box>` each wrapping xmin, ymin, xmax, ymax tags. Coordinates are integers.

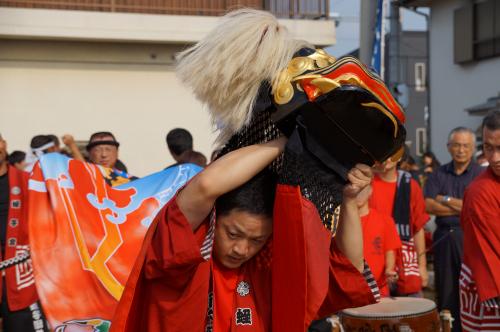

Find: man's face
<box><xmin>88</xmin><ymin>136</ymin><xmax>118</xmax><ymax>169</ymax></box>
<box><xmin>423</xmin><ymin>156</ymin><xmax>432</xmax><ymax>166</ymax></box>
<box><xmin>214</xmin><ymin>210</ymin><xmax>272</xmax><ymax>269</ymax></box>
<box><xmin>13</xmin><ymin>161</ymin><xmax>27</xmax><ymax>171</ymax></box>
<box><xmin>483</xmin><ymin>127</ymin><xmax>500</xmax><ymax>177</ymax></box>
<box><xmin>447</xmin><ymin>132</ymin><xmax>475</xmax><ymax>165</ymax></box>
<box><xmin>0</xmin><ymin>137</ymin><xmax>7</xmax><ymax>165</ymax></box>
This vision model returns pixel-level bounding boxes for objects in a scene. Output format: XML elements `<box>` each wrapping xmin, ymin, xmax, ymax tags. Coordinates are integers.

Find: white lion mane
<box><xmin>176</xmin><ymin>8</ymin><xmax>311</xmax><ymax>145</ymax></box>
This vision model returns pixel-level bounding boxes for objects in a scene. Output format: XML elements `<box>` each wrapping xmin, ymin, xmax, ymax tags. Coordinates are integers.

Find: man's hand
<box><xmin>436</xmin><ymin>195</ymin><xmax>463</xmax><ymax>213</ymax></box>
<box><xmin>425</xmin><ymin>198</ymin><xmax>458</xmax><ymax>216</ymax></box>
<box><xmin>343</xmin><ymin>164</ymin><xmax>373</xmax><ymax>199</ymax></box>
<box><xmin>62</xmin><ymin>134</ymin><xmax>85</xmax><ymax>162</ymax></box>
<box><xmin>62</xmin><ymin>134</ymin><xmax>76</xmax><ymax>147</ymax></box>
<box><xmin>385</xmin><ymin>269</ymin><xmax>398</xmax><ymax>285</ymax></box>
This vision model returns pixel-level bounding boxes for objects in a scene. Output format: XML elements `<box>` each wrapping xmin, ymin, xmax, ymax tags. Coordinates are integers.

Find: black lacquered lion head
<box><xmin>270</xmin><ymin>48</ymin><xmax>406</xmax><ymax>181</ymax></box>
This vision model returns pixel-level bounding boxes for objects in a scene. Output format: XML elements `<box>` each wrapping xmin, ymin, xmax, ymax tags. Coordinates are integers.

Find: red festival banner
<box><xmin>28</xmin><ymin>154</ymin><xmax>200</xmax><ymax>331</ymax></box>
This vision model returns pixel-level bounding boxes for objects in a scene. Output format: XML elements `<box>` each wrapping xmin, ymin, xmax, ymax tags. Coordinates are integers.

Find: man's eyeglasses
<box><xmin>447</xmin><ymin>143</ymin><xmax>473</xmax><ymax>150</ymax></box>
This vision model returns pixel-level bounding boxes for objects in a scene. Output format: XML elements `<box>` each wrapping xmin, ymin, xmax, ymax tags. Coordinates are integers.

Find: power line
<box><xmin>330</xmin><ymin>14</ymin><xmax>359</xmax><ymax>22</ymax></box>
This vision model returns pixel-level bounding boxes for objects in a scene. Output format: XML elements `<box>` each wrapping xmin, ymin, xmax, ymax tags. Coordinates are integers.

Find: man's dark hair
<box><xmin>482</xmin><ymin>110</ymin><xmax>500</xmax><ymax>131</ymax></box>
<box><xmin>8</xmin><ymin>151</ymin><xmax>26</xmax><ymax>165</ymax></box>
<box><xmin>448</xmin><ymin>126</ymin><xmax>476</xmax><ymax>144</ymax></box>
<box><xmin>86</xmin><ymin>131</ymin><xmax>120</xmax><ymax>151</ymax></box>
<box><xmin>215</xmin><ymin>169</ymin><xmax>277</xmax><ymax>218</ymax></box>
<box><xmin>30</xmin><ymin>135</ymin><xmax>53</xmax><ymax>149</ymax></box>
<box><xmin>423</xmin><ymin>151</ymin><xmax>440</xmax><ymax>164</ymax></box>
<box><xmin>89</xmin><ymin>131</ymin><xmax>118</xmax><ymax>143</ymax></box>
<box><xmin>166</xmin><ymin>128</ymin><xmax>193</xmax><ymax>156</ymax></box>
<box><xmin>47</xmin><ymin>134</ymin><xmax>60</xmax><ymax>147</ymax></box>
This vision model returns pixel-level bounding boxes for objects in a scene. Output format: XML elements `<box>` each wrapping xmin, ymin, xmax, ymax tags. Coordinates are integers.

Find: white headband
<box><xmin>31</xmin><ymin>141</ymin><xmax>55</xmax><ymax>158</ymax></box>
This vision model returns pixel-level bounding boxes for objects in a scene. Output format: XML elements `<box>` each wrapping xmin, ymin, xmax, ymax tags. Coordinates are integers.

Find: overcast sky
<box><xmin>326</xmin><ymin>0</ymin><xmax>429</xmax><ymax>57</ymax></box>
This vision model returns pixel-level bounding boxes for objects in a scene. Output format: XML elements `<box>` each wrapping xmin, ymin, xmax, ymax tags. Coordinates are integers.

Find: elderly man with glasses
<box><xmin>424</xmin><ymin>127</ymin><xmax>484</xmax><ymax>332</ymax></box>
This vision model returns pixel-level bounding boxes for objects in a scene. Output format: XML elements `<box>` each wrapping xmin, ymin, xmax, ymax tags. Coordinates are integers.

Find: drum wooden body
<box><xmin>340</xmin><ymin>297</ymin><xmax>440</xmax><ymax>332</ymax></box>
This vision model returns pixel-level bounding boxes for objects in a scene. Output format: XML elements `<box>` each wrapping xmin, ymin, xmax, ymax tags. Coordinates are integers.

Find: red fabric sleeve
<box><xmin>272</xmin><ymin>185</ymin><xmax>378</xmax><ymax>330</ymax></box>
<box><xmin>317</xmin><ymin>243</ymin><xmax>377</xmax><ymax>317</ymax></box>
<box><xmin>272</xmin><ymin>185</ymin><xmax>331</xmax><ymax>332</ymax></box>
<box><xmin>384</xmin><ymin>215</ymin><xmax>402</xmax><ymax>252</ymax></box>
<box><xmin>461</xmin><ymin>172</ymin><xmax>500</xmax><ymax>302</ymax></box>
<box><xmin>410</xmin><ymin>179</ymin><xmax>430</xmax><ymax>234</ymax></box>
<box><xmin>144</xmin><ymin>197</ymin><xmax>208</xmax><ymax>281</ymax></box>
<box><xmin>110</xmin><ymin>196</ymin><xmax>212</xmax><ymax>332</ymax></box>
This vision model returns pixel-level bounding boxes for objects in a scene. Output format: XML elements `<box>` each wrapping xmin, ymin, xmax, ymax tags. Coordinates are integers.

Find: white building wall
<box><xmin>429</xmin><ymin>0</ymin><xmax>500</xmax><ymax>162</ymax></box>
<box><xmin>0</xmin><ymin>42</ymin><xmax>215</xmax><ymax>176</ymax></box>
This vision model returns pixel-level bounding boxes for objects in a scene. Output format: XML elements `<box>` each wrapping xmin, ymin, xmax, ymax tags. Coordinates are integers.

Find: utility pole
<box><xmin>387</xmin><ymin>1</ymin><xmax>401</xmax><ymax>87</ymax></box>
<box><xmin>359</xmin><ymin>0</ymin><xmax>377</xmax><ymax>65</ymax></box>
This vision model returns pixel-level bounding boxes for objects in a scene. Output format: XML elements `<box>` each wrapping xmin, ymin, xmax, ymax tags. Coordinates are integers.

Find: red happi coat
<box><xmin>111</xmin><ymin>184</ymin><xmax>377</xmax><ymax>332</ymax></box>
<box><xmin>461</xmin><ymin>168</ymin><xmax>500</xmax><ymax>303</ymax></box>
<box><xmin>0</xmin><ymin>166</ymin><xmax>38</xmax><ymax>311</ymax></box>
<box><xmin>397</xmin><ymin>176</ymin><xmax>429</xmax><ymax>295</ymax></box>
<box><xmin>370</xmin><ymin>174</ymin><xmax>429</xmax><ymax>295</ymax></box>
<box><xmin>459</xmin><ymin>167</ymin><xmax>500</xmax><ymax>330</ymax></box>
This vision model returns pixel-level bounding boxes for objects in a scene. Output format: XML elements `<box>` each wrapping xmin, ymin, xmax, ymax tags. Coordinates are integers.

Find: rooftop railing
<box><xmin>0</xmin><ymin>0</ymin><xmax>329</xmax><ymax>19</ymax></box>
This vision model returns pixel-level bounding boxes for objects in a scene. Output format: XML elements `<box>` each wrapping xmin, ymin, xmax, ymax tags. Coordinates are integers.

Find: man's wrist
<box><xmin>418</xmin><ymin>258</ymin><xmax>427</xmax><ymax>267</ymax></box>
<box><xmin>440</xmin><ymin>195</ymin><xmax>451</xmax><ymax>204</ymax></box>
<box><xmin>342</xmin><ymin>197</ymin><xmax>358</xmax><ymax>208</ymax></box>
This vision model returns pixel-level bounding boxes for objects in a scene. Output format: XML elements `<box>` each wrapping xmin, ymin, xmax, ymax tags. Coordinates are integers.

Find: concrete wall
<box><xmin>0</xmin><ymin>40</ymin><xmax>215</xmax><ymax>177</ymax></box>
<box><xmin>429</xmin><ymin>0</ymin><xmax>500</xmax><ymax>163</ymax></box>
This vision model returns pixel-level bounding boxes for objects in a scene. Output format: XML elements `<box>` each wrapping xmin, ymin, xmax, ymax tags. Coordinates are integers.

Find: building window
<box><xmin>414</xmin><ymin>62</ymin><xmax>426</xmax><ymax>92</ymax></box>
<box><xmin>454</xmin><ymin>0</ymin><xmax>500</xmax><ymax>63</ymax></box>
<box><xmin>473</xmin><ymin>0</ymin><xmax>500</xmax><ymax>60</ymax></box>
<box><xmin>416</xmin><ymin>127</ymin><xmax>427</xmax><ymax>157</ymax></box>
